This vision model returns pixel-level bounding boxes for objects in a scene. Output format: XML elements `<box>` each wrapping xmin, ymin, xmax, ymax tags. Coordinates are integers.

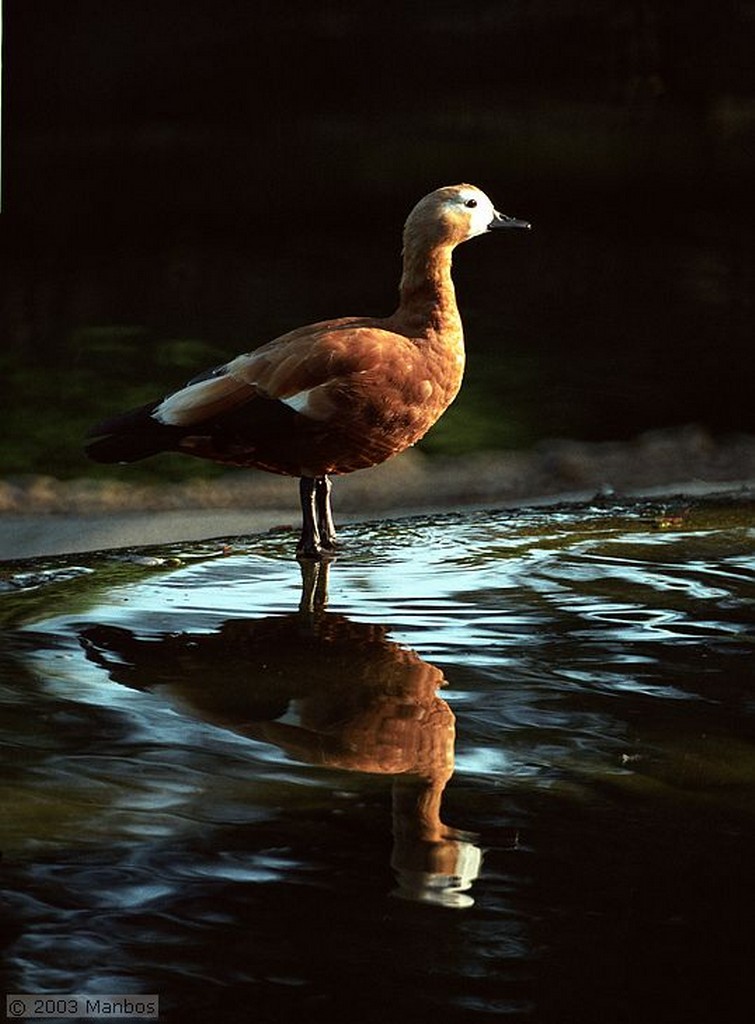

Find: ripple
<box><xmin>2</xmin><ymin>495</ymin><xmax>754</xmax><ymax>1019</ymax></box>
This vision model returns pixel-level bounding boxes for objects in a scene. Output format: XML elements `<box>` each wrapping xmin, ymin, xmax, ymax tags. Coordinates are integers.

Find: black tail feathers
<box><xmin>85</xmin><ymin>402</ymin><xmax>184</xmax><ymax>464</ymax></box>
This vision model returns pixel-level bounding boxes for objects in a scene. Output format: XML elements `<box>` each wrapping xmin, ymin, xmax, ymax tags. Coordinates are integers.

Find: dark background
<box><xmin>2</xmin><ymin>0</ymin><xmax>754</xmax><ymax>478</ymax></box>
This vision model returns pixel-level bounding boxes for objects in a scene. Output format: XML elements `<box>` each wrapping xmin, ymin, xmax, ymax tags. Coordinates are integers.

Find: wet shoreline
<box><xmin>2</xmin><ymin>425</ymin><xmax>754</xmax><ymax>560</ymax></box>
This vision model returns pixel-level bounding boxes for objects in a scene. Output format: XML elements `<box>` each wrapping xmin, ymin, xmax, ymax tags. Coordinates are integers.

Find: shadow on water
<box><xmin>1</xmin><ymin>496</ymin><xmax>754</xmax><ymax>1022</ymax></box>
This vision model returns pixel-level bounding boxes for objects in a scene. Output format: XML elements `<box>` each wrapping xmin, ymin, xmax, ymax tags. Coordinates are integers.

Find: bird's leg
<box><xmin>314</xmin><ymin>475</ymin><xmax>337</xmax><ymax>551</ymax></box>
<box><xmin>297</xmin><ymin>476</ymin><xmax>322</xmax><ymax>559</ymax></box>
<box><xmin>297</xmin><ymin>476</ymin><xmax>336</xmax><ymax>559</ymax></box>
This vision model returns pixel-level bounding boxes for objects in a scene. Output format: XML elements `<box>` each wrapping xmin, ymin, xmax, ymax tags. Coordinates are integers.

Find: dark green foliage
<box><xmin>1</xmin><ymin>327</ymin><xmax>228</xmax><ymax>480</ymax></box>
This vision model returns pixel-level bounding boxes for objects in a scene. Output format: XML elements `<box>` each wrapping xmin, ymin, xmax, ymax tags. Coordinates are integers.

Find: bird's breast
<box><xmin>320</xmin><ymin>334</ymin><xmax>465</xmax><ymax>466</ymax></box>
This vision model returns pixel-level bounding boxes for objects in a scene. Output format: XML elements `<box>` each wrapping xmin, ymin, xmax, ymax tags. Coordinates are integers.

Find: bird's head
<box><xmin>404</xmin><ymin>184</ymin><xmax>531</xmax><ymax>249</ymax></box>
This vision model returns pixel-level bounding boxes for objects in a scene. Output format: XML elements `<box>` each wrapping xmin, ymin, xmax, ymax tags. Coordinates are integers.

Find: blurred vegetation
<box><xmin>0</xmin><ymin>328</ymin><xmax>229</xmax><ymax>480</ymax></box>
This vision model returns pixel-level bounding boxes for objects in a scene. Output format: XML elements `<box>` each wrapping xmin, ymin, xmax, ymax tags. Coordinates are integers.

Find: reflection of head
<box><xmin>391</xmin><ymin>839</ymin><xmax>483</xmax><ymax>909</ymax></box>
<box><xmin>390</xmin><ymin>776</ymin><xmax>483</xmax><ymax>908</ymax></box>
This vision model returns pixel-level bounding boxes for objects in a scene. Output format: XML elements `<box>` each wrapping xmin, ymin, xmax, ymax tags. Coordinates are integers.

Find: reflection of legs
<box><xmin>298</xmin><ymin>559</ymin><xmax>330</xmax><ymax>614</ymax></box>
<box><xmin>297</xmin><ymin>475</ymin><xmax>336</xmax><ymax>559</ymax></box>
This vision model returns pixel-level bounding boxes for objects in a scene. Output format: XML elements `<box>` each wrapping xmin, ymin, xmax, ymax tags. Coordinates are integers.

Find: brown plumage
<box><xmin>86</xmin><ymin>184</ymin><xmax>530</xmax><ymax>557</ymax></box>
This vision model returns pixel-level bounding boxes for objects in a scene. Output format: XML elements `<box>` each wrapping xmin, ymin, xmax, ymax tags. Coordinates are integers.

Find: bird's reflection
<box><xmin>80</xmin><ymin>561</ymin><xmax>481</xmax><ymax>908</ymax></box>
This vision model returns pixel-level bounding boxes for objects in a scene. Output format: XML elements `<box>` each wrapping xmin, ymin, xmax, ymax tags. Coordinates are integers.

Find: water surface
<box><xmin>1</xmin><ymin>496</ymin><xmax>754</xmax><ymax>1022</ymax></box>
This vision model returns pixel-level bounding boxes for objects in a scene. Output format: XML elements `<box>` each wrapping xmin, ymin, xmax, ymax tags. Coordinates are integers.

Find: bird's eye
<box><xmin>464</xmin><ymin>198</ymin><xmax>478</xmax><ymax>208</ymax></box>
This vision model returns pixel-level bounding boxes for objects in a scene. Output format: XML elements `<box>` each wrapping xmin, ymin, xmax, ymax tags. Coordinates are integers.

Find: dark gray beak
<box><xmin>488</xmin><ymin>210</ymin><xmax>531</xmax><ymax>230</ymax></box>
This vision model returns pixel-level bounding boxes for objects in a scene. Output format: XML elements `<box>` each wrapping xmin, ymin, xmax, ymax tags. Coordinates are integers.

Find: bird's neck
<box><xmin>394</xmin><ymin>241</ymin><xmax>462</xmax><ymax>337</ymax></box>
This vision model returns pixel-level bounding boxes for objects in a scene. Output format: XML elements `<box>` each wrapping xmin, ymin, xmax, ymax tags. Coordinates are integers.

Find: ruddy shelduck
<box><xmin>86</xmin><ymin>184</ymin><xmax>530</xmax><ymax>557</ymax></box>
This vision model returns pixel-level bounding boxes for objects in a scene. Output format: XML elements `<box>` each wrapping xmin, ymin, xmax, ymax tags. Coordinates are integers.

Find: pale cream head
<box><xmin>403</xmin><ymin>184</ymin><xmax>530</xmax><ymax>249</ymax></box>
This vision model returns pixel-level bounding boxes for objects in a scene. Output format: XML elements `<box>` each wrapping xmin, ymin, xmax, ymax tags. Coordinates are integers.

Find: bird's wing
<box><xmin>153</xmin><ymin>318</ymin><xmax>407</xmax><ymax>427</ymax></box>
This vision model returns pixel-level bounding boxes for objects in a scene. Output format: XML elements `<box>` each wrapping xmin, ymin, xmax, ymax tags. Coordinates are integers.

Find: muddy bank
<box><xmin>1</xmin><ymin>426</ymin><xmax>754</xmax><ymax>559</ymax></box>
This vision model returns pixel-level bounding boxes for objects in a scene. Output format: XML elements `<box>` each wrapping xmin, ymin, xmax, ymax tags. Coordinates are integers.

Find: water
<box><xmin>1</xmin><ymin>496</ymin><xmax>754</xmax><ymax>1023</ymax></box>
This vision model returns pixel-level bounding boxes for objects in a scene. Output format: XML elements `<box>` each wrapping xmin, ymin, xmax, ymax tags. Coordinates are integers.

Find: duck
<box><xmin>86</xmin><ymin>184</ymin><xmax>530</xmax><ymax>558</ymax></box>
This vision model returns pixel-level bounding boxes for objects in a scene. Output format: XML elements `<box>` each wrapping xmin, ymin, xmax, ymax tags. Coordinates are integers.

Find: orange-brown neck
<box><xmin>394</xmin><ymin>239</ymin><xmax>462</xmax><ymax>338</ymax></box>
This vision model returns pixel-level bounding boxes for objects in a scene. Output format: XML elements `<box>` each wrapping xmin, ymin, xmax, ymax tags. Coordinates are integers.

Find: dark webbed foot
<box><xmin>297</xmin><ymin>475</ymin><xmax>338</xmax><ymax>560</ymax></box>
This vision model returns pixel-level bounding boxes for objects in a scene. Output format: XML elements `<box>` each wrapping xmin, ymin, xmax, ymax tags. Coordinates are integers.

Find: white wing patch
<box><xmin>154</xmin><ymin>375</ymin><xmax>251</xmax><ymax>426</ymax></box>
<box><xmin>280</xmin><ymin>386</ymin><xmax>332</xmax><ymax>421</ymax></box>
<box><xmin>281</xmin><ymin>388</ymin><xmax>314</xmax><ymax>414</ymax></box>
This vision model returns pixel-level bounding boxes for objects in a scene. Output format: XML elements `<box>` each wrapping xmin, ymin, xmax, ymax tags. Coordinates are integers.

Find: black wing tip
<box><xmin>84</xmin><ymin>401</ymin><xmax>173</xmax><ymax>463</ymax></box>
